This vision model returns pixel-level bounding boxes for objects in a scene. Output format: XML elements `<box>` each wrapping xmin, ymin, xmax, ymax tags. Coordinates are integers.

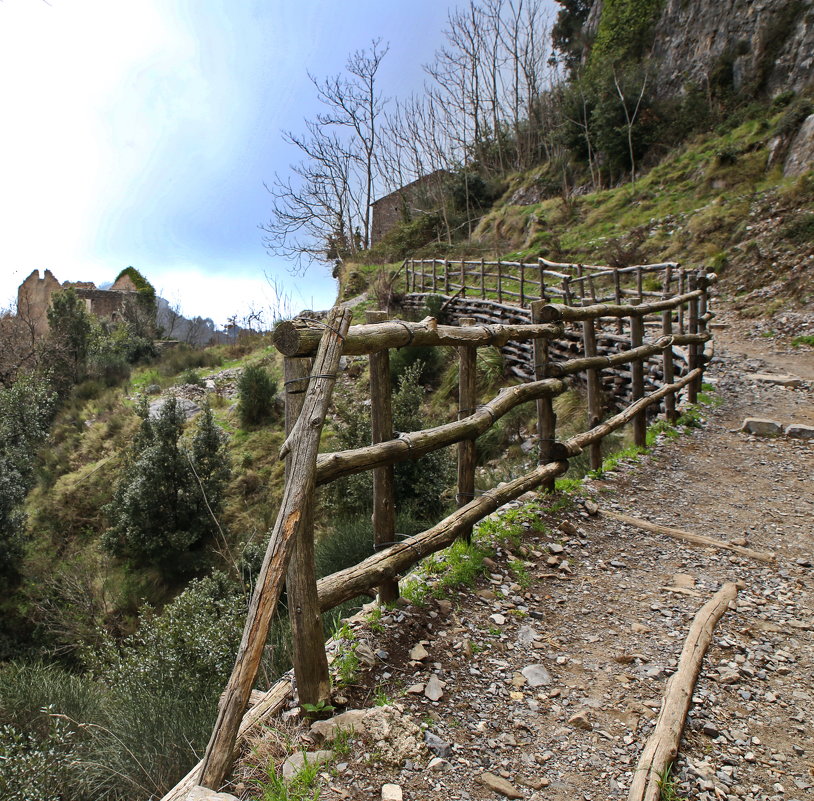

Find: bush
<box><xmin>774</xmin><ymin>96</ymin><xmax>813</xmax><ymax>139</ymax></box>
<box><xmin>179</xmin><ymin>368</ymin><xmax>204</xmax><ymax>387</ymax></box>
<box><xmin>237</xmin><ymin>364</ymin><xmax>278</xmax><ymax>427</ymax></box>
<box><xmin>157</xmin><ymin>345</ymin><xmax>222</xmax><ymax>377</ymax></box>
<box><xmin>103</xmin><ymin>399</ymin><xmax>230</xmax><ymax>568</ymax></box>
<box><xmin>780</xmin><ymin>212</ymin><xmax>814</xmax><ymax>244</ymax></box>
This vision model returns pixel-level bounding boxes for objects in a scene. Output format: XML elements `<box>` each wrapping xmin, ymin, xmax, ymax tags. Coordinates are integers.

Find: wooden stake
<box><xmin>497</xmin><ymin>259</ymin><xmax>503</xmax><ymax>303</ymax></box>
<box><xmin>630</xmin><ymin>314</ymin><xmax>646</xmax><ymax>447</ymax></box>
<box><xmin>532</xmin><ymin>300</ymin><xmax>557</xmax><ymax>492</ymax></box>
<box><xmin>602</xmin><ymin>510</ymin><xmax>774</xmax><ymax>563</ymax></box>
<box><xmin>460</xmin><ymin>259</ymin><xmax>466</xmax><ymax>297</ymax></box>
<box><xmin>687</xmin><ymin>273</ymin><xmax>699</xmax><ymax>405</ymax></box>
<box><xmin>480</xmin><ymin>258</ymin><xmax>486</xmax><ymax>299</ymax></box>
<box><xmin>628</xmin><ymin>582</ymin><xmax>742</xmax><ymax>801</ymax></box>
<box><xmin>661</xmin><ymin>266</ymin><xmax>676</xmax><ymax>424</ymax></box>
<box><xmin>366</xmin><ymin>311</ymin><xmax>398</xmax><ymax>603</ymax></box>
<box><xmin>613</xmin><ymin>268</ymin><xmax>624</xmax><ymax>334</ymax></box>
<box><xmin>582</xmin><ymin>315</ymin><xmax>602</xmax><ymax>471</ymax></box>
<box><xmin>284</xmin><ymin>357</ymin><xmax>330</xmax><ymax>711</ymax></box>
<box><xmin>457</xmin><ymin>317</ymin><xmax>477</xmax><ymax>541</ymax></box>
<box><xmin>198</xmin><ymin>306</ymin><xmax>352</xmax><ymax>790</ymax></box>
<box><xmin>519</xmin><ymin>262</ymin><xmax>525</xmax><ymax>307</ymax></box>
<box><xmin>444</xmin><ymin>259</ymin><xmax>450</xmax><ymax>294</ymax></box>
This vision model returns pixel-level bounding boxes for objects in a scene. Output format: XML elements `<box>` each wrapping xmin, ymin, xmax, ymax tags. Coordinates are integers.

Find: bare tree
<box><xmin>262</xmin><ymin>40</ymin><xmax>389</xmax><ymax>269</ymax></box>
<box><xmin>613</xmin><ymin>66</ymin><xmax>649</xmax><ymax>190</ymax></box>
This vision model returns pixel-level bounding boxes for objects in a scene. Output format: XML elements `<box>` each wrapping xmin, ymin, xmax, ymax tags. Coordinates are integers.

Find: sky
<box><xmin>0</xmin><ymin>0</ymin><xmax>469</xmax><ymax>326</ymax></box>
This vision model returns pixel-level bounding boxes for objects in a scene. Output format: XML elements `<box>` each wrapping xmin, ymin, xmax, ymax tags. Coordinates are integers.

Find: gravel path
<box><xmin>241</xmin><ymin>317</ymin><xmax>813</xmax><ymax>801</ymax></box>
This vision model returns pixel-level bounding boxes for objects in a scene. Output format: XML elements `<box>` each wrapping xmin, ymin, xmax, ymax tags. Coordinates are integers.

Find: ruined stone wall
<box><xmin>17</xmin><ymin>269</ymin><xmax>62</xmax><ymax>337</ymax></box>
<box><xmin>16</xmin><ymin>269</ymin><xmax>137</xmax><ymax>336</ymax></box>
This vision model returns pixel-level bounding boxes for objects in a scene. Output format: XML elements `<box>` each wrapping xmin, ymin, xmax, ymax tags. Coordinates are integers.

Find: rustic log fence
<box><xmin>184</xmin><ymin>263</ymin><xmax>715</xmax><ymax>793</ymax></box>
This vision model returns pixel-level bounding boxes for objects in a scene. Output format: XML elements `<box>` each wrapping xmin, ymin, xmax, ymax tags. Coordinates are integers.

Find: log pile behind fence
<box><xmin>186</xmin><ymin>260</ymin><xmax>715</xmax><ymax>793</ymax></box>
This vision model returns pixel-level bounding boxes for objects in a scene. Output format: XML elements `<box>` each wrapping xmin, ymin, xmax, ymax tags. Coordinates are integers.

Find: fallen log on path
<box><xmin>602</xmin><ymin>510</ymin><xmax>775</xmax><ymax>564</ymax></box>
<box><xmin>628</xmin><ymin>581</ymin><xmax>743</xmax><ymax>801</ymax></box>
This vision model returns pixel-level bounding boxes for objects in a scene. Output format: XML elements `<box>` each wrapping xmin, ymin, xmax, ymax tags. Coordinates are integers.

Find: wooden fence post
<box><xmin>613</xmin><ymin>268</ymin><xmax>624</xmax><ymax>334</ymax></box>
<box><xmin>538</xmin><ymin>258</ymin><xmax>547</xmax><ymax>301</ymax></box>
<box><xmin>636</xmin><ymin>266</ymin><xmax>643</xmax><ymax>304</ymax></box>
<box><xmin>199</xmin><ymin>306</ymin><xmax>352</xmax><ymax>790</ymax></box>
<box><xmin>582</xmin><ymin>315</ymin><xmax>602</xmax><ymax>471</ymax></box>
<box><xmin>497</xmin><ymin>260</ymin><xmax>503</xmax><ymax>303</ymax></box>
<box><xmin>687</xmin><ymin>272</ymin><xmax>700</xmax><ymax>405</ymax></box>
<box><xmin>661</xmin><ymin>265</ymin><xmax>677</xmax><ymax>424</ymax></box>
<box><xmin>677</xmin><ymin>267</ymin><xmax>685</xmax><ymax>334</ymax></box>
<box><xmin>460</xmin><ymin>259</ymin><xmax>466</xmax><ymax>297</ymax></box>
<box><xmin>366</xmin><ymin>311</ymin><xmax>399</xmax><ymax>603</ymax></box>
<box><xmin>457</xmin><ymin>317</ymin><xmax>477</xmax><ymax>541</ymax></box>
<box><xmin>531</xmin><ymin>301</ymin><xmax>557</xmax><ymax>492</ymax></box>
<box><xmin>283</xmin><ymin>356</ymin><xmax>330</xmax><ymax>710</ymax></box>
<box><xmin>519</xmin><ymin>262</ymin><xmax>526</xmax><ymax>307</ymax></box>
<box><xmin>630</xmin><ymin>313</ymin><xmax>646</xmax><ymax>448</ymax></box>
<box><xmin>444</xmin><ymin>259</ymin><xmax>450</xmax><ymax>295</ymax></box>
<box><xmin>432</xmin><ymin>260</ymin><xmax>437</xmax><ymax>293</ymax></box>
<box><xmin>480</xmin><ymin>258</ymin><xmax>486</xmax><ymax>299</ymax></box>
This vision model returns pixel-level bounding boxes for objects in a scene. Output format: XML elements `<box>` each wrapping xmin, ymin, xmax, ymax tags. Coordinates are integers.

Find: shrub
<box><xmin>179</xmin><ymin>368</ymin><xmax>204</xmax><ymax>387</ymax></box>
<box><xmin>780</xmin><ymin>212</ymin><xmax>814</xmax><ymax>244</ymax></box>
<box><xmin>103</xmin><ymin>399</ymin><xmax>230</xmax><ymax>568</ymax></box>
<box><xmin>237</xmin><ymin>364</ymin><xmax>278</xmax><ymax>427</ymax></box>
<box><xmin>774</xmin><ymin>96</ymin><xmax>813</xmax><ymax>139</ymax></box>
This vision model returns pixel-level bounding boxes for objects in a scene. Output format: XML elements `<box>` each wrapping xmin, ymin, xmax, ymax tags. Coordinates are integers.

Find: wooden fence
<box><xmin>177</xmin><ymin>264</ymin><xmax>715</xmax><ymax>794</ymax></box>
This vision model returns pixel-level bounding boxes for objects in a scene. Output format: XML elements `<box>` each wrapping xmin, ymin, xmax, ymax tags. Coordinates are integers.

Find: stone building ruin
<box><xmin>17</xmin><ymin>269</ymin><xmax>141</xmax><ymax>337</ymax></box>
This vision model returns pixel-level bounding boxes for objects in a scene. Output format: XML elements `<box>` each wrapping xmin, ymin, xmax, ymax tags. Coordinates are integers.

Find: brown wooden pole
<box><xmin>199</xmin><ymin>306</ymin><xmax>351</xmax><ymax>790</ymax></box>
<box><xmin>661</xmin><ymin>266</ymin><xmax>677</xmax><ymax>424</ymax></box>
<box><xmin>519</xmin><ymin>262</ymin><xmax>525</xmax><ymax>307</ymax></box>
<box><xmin>531</xmin><ymin>300</ymin><xmax>557</xmax><ymax>492</ymax></box>
<box><xmin>677</xmin><ymin>267</ymin><xmax>685</xmax><ymax>334</ymax></box>
<box><xmin>613</xmin><ymin>268</ymin><xmax>624</xmax><ymax>334</ymax></box>
<box><xmin>687</xmin><ymin>273</ymin><xmax>699</xmax><ymax>405</ymax></box>
<box><xmin>480</xmin><ymin>258</ymin><xmax>486</xmax><ymax>299</ymax></box>
<box><xmin>697</xmin><ymin>268</ymin><xmax>709</xmax><ymax>390</ymax></box>
<box><xmin>283</xmin><ymin>356</ymin><xmax>330</xmax><ymax>711</ymax></box>
<box><xmin>460</xmin><ymin>259</ymin><xmax>466</xmax><ymax>297</ymax></box>
<box><xmin>444</xmin><ymin>259</ymin><xmax>450</xmax><ymax>294</ymax></box>
<box><xmin>457</xmin><ymin>317</ymin><xmax>477</xmax><ymax>541</ymax></box>
<box><xmin>582</xmin><ymin>315</ymin><xmax>602</xmax><ymax>471</ymax></box>
<box><xmin>576</xmin><ymin>263</ymin><xmax>586</xmax><ymax>305</ymax></box>
<box><xmin>432</xmin><ymin>260</ymin><xmax>437</xmax><ymax>292</ymax></box>
<box><xmin>636</xmin><ymin>266</ymin><xmax>643</xmax><ymax>304</ymax></box>
<box><xmin>630</xmin><ymin>314</ymin><xmax>646</xmax><ymax>447</ymax></box>
<box><xmin>538</xmin><ymin>259</ymin><xmax>547</xmax><ymax>301</ymax></box>
<box><xmin>497</xmin><ymin>259</ymin><xmax>503</xmax><ymax>303</ymax></box>
<box><xmin>627</xmin><ymin>583</ymin><xmax>742</xmax><ymax>801</ymax></box>
<box><xmin>366</xmin><ymin>311</ymin><xmax>399</xmax><ymax>603</ymax></box>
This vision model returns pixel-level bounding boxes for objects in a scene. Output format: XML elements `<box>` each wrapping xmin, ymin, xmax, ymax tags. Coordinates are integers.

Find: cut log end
<box><xmin>273</xmin><ymin>321</ymin><xmax>305</xmax><ymax>357</ymax></box>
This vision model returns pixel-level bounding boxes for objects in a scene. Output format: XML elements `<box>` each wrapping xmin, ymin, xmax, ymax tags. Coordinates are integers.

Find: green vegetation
<box><xmin>238</xmin><ymin>364</ymin><xmax>278</xmax><ymax>427</ymax></box>
<box><xmin>792</xmin><ymin>335</ymin><xmax>814</xmax><ymax>347</ymax></box>
<box><xmin>103</xmin><ymin>400</ymin><xmax>230</xmax><ymax>571</ymax></box>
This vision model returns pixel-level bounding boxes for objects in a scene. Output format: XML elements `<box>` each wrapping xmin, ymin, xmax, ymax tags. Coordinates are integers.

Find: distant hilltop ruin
<box><xmin>17</xmin><ymin>268</ymin><xmax>143</xmax><ymax>337</ymax></box>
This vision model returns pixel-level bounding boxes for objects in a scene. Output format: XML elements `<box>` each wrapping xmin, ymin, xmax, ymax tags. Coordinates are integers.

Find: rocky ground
<box><xmin>228</xmin><ymin>309</ymin><xmax>813</xmax><ymax>801</ymax></box>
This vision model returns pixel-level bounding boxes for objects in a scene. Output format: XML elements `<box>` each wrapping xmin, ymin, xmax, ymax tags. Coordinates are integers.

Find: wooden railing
<box><xmin>402</xmin><ymin>256</ymin><xmax>685</xmax><ymax>309</ymax></box>
<box><xmin>178</xmin><ymin>266</ymin><xmax>715</xmax><ymax>794</ymax></box>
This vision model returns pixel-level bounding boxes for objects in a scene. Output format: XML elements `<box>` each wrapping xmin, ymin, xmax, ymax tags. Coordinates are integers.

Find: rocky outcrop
<box><xmin>784</xmin><ymin>113</ymin><xmax>814</xmax><ymax>176</ymax></box>
<box><xmin>585</xmin><ymin>0</ymin><xmax>814</xmax><ymax>97</ymax></box>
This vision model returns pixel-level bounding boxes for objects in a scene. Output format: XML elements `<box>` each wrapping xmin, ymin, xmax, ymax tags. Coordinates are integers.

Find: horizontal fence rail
<box><xmin>190</xmin><ymin>262</ymin><xmax>715</xmax><ymax>792</ymax></box>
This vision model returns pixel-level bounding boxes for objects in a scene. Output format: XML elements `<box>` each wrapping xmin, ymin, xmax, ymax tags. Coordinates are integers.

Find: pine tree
<box><xmin>104</xmin><ymin>399</ymin><xmax>230</xmax><ymax>567</ymax></box>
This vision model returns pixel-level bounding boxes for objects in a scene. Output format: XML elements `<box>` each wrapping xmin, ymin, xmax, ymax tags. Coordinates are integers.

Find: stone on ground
<box><xmin>741</xmin><ymin>418</ymin><xmax>783</xmax><ymax>436</ymax></box>
<box><xmin>281</xmin><ymin>750</ymin><xmax>333</xmax><ymax>780</ymax></box>
<box><xmin>785</xmin><ymin>423</ymin><xmax>814</xmax><ymax>439</ymax></box>
<box><xmin>381</xmin><ymin>783</ymin><xmax>402</xmax><ymax>801</ymax></box>
<box><xmin>477</xmin><ymin>771</ymin><xmax>524</xmax><ymax>798</ymax></box>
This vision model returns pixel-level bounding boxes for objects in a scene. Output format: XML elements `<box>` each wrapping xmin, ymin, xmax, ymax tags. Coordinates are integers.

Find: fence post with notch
<box><xmin>366</xmin><ymin>310</ymin><xmax>399</xmax><ymax>603</ymax></box>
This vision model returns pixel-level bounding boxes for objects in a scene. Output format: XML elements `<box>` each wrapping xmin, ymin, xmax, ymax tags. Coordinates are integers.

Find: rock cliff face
<box><xmin>586</xmin><ymin>0</ymin><xmax>814</xmax><ymax>96</ymax></box>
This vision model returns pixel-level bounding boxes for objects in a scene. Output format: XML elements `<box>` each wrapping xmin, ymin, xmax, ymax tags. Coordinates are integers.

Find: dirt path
<box><xmin>237</xmin><ymin>320</ymin><xmax>813</xmax><ymax>801</ymax></box>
